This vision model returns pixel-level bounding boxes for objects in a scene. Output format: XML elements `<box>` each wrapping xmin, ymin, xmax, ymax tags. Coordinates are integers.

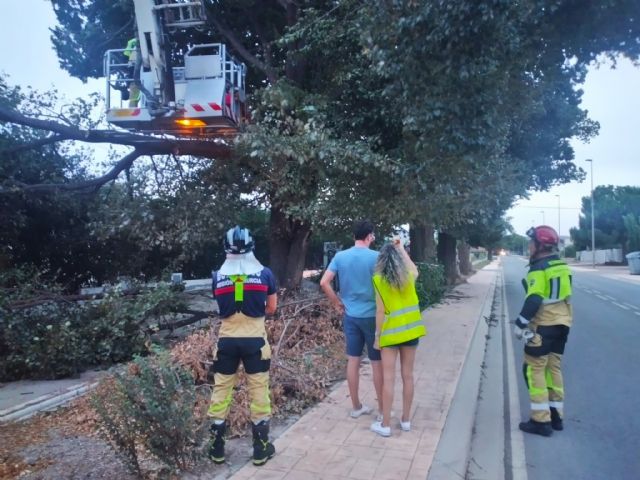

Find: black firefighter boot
<box><xmin>519</xmin><ymin>419</ymin><xmax>553</xmax><ymax>437</ymax></box>
<box><xmin>208</xmin><ymin>421</ymin><xmax>226</xmax><ymax>464</ymax></box>
<box><xmin>252</xmin><ymin>420</ymin><xmax>276</xmax><ymax>466</ymax></box>
<box><xmin>550</xmin><ymin>407</ymin><xmax>564</xmax><ymax>431</ymax></box>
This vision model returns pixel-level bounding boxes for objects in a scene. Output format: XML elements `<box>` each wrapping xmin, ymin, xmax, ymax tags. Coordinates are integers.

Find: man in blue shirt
<box><xmin>320</xmin><ymin>220</ymin><xmax>382</xmax><ymax>418</ymax></box>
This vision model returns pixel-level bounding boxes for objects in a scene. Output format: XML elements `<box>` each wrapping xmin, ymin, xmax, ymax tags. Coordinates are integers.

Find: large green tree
<box><xmin>570</xmin><ymin>185</ymin><xmax>640</xmax><ymax>253</ymax></box>
<box><xmin>360</xmin><ymin>0</ymin><xmax>639</xmax><ymax>281</ymax></box>
<box><xmin>3</xmin><ymin>0</ymin><xmax>640</xmax><ymax>289</ymax></box>
<box><xmin>44</xmin><ymin>0</ymin><xmax>402</xmax><ymax>288</ymax></box>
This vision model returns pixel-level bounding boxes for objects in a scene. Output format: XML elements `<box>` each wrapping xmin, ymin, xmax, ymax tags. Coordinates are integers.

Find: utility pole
<box><xmin>586</xmin><ymin>159</ymin><xmax>595</xmax><ymax>269</ymax></box>
<box><xmin>540</xmin><ymin>210</ymin><xmax>546</xmax><ymax>225</ymax></box>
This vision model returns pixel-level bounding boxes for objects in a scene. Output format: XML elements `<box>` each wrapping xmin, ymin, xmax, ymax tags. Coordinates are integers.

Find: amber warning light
<box><xmin>175</xmin><ymin>119</ymin><xmax>206</xmax><ymax>127</ymax></box>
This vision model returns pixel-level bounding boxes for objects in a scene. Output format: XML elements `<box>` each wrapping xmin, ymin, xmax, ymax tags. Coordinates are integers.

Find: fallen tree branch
<box><xmin>0</xmin><ymin>105</ymin><xmax>233</xmax><ymax>158</ymax></box>
<box><xmin>1</xmin><ymin>134</ymin><xmax>65</xmax><ymax>153</ymax></box>
<box><xmin>0</xmin><ymin>104</ymin><xmax>240</xmax><ymax>193</ymax></box>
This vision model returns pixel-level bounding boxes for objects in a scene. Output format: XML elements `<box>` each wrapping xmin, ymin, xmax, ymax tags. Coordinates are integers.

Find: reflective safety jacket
<box><xmin>372</xmin><ymin>273</ymin><xmax>426</xmax><ymax>348</ymax></box>
<box><xmin>519</xmin><ymin>255</ymin><xmax>573</xmax><ymax>328</ymax></box>
<box><xmin>124</xmin><ymin>38</ymin><xmax>138</xmax><ymax>59</ymax></box>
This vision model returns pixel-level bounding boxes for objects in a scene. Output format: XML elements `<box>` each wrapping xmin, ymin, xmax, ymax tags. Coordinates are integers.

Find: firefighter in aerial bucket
<box><xmin>122</xmin><ymin>37</ymin><xmax>140</xmax><ymax>107</ymax></box>
<box><xmin>207</xmin><ymin>226</ymin><xmax>277</xmax><ymax>466</ymax></box>
<box><xmin>514</xmin><ymin>225</ymin><xmax>572</xmax><ymax>437</ymax></box>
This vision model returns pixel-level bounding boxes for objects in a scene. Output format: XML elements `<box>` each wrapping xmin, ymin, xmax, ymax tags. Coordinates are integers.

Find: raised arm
<box><xmin>395</xmin><ymin>240</ymin><xmax>419</xmax><ymax>278</ymax></box>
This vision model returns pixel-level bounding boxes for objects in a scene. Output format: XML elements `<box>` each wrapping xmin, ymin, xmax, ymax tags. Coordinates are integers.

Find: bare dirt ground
<box><xmin>0</xmin><ymin>398</ymin><xmax>305</xmax><ymax>480</ymax></box>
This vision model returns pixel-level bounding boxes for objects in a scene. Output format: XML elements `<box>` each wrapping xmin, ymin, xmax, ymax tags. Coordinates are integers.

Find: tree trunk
<box><xmin>437</xmin><ymin>231</ymin><xmax>459</xmax><ymax>285</ymax></box>
<box><xmin>269</xmin><ymin>204</ymin><xmax>312</xmax><ymax>290</ymax></box>
<box><xmin>487</xmin><ymin>249</ymin><xmax>494</xmax><ymax>261</ymax></box>
<box><xmin>409</xmin><ymin>221</ymin><xmax>436</xmax><ymax>262</ymax></box>
<box><xmin>458</xmin><ymin>241</ymin><xmax>473</xmax><ymax>276</ymax></box>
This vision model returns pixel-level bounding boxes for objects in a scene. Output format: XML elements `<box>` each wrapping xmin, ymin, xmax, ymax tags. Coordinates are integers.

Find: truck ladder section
<box><xmin>153</xmin><ymin>0</ymin><xmax>207</xmax><ymax>29</ymax></box>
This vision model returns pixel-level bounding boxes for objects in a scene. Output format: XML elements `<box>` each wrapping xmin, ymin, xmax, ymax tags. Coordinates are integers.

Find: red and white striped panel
<box><xmin>185</xmin><ymin>102</ymin><xmax>223</xmax><ymax>116</ymax></box>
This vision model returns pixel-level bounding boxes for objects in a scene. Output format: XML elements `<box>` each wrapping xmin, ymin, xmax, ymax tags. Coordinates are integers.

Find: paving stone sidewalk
<box><xmin>230</xmin><ymin>263</ymin><xmax>499</xmax><ymax>480</ymax></box>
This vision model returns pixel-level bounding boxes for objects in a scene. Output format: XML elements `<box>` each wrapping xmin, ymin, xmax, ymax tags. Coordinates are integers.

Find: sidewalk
<box><xmin>0</xmin><ymin>370</ymin><xmax>105</xmax><ymax>423</ymax></box>
<box><xmin>230</xmin><ymin>263</ymin><xmax>499</xmax><ymax>480</ymax></box>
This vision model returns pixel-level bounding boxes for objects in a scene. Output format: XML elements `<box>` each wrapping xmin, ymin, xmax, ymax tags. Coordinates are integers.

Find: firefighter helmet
<box><xmin>224</xmin><ymin>226</ymin><xmax>254</xmax><ymax>254</ymax></box>
<box><xmin>526</xmin><ymin>225</ymin><xmax>559</xmax><ymax>246</ymax></box>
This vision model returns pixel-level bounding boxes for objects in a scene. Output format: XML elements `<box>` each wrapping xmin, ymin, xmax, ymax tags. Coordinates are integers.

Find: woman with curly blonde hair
<box><xmin>370</xmin><ymin>240</ymin><xmax>426</xmax><ymax>437</ymax></box>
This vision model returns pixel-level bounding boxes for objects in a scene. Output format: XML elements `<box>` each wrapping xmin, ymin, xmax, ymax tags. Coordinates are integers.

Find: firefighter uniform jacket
<box><xmin>519</xmin><ymin>254</ymin><xmax>573</xmax><ymax>328</ymax></box>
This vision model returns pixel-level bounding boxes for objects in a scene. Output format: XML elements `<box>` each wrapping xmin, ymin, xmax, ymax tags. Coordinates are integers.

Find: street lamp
<box><xmin>585</xmin><ymin>159</ymin><xmax>595</xmax><ymax>269</ymax></box>
<box><xmin>540</xmin><ymin>210</ymin><xmax>546</xmax><ymax>224</ymax></box>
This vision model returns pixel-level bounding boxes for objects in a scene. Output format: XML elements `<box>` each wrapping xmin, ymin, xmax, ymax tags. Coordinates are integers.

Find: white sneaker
<box><xmin>350</xmin><ymin>404</ymin><xmax>373</xmax><ymax>418</ymax></box>
<box><xmin>400</xmin><ymin>420</ymin><xmax>411</xmax><ymax>432</ymax></box>
<box><xmin>370</xmin><ymin>421</ymin><xmax>391</xmax><ymax>437</ymax></box>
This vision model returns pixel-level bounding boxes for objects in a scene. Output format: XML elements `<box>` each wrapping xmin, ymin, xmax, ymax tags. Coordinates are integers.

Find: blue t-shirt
<box><xmin>212</xmin><ymin>268</ymin><xmax>277</xmax><ymax>318</ymax></box>
<box><xmin>328</xmin><ymin>246</ymin><xmax>379</xmax><ymax>318</ymax></box>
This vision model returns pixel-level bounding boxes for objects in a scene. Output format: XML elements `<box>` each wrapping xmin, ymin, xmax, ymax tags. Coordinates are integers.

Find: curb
<box><xmin>427</xmin><ymin>266</ymin><xmax>499</xmax><ymax>479</ymax></box>
<box><xmin>0</xmin><ymin>381</ymin><xmax>98</xmax><ymax>423</ymax></box>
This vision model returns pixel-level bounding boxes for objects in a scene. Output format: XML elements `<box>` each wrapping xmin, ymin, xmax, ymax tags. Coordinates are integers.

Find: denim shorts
<box><xmin>343</xmin><ymin>315</ymin><xmax>381</xmax><ymax>361</ymax></box>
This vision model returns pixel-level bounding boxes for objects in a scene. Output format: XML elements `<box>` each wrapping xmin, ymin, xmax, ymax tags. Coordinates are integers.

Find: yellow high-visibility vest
<box><xmin>124</xmin><ymin>38</ymin><xmax>138</xmax><ymax>59</ymax></box>
<box><xmin>372</xmin><ymin>273</ymin><xmax>426</xmax><ymax>348</ymax></box>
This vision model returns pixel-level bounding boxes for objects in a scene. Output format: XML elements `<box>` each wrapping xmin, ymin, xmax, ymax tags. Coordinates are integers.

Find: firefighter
<box><xmin>514</xmin><ymin>225</ymin><xmax>572</xmax><ymax>437</ymax></box>
<box><xmin>123</xmin><ymin>38</ymin><xmax>140</xmax><ymax>107</ymax></box>
<box><xmin>207</xmin><ymin>226</ymin><xmax>277</xmax><ymax>466</ymax></box>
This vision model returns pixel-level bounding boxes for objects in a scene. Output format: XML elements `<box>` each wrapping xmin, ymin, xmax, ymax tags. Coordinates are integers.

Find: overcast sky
<box><xmin>1</xmin><ymin>0</ymin><xmax>639</xmax><ymax>238</ymax></box>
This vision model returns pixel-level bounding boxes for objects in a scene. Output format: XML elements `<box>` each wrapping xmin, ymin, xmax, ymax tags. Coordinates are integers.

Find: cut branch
<box><xmin>2</xmin><ymin>149</ymin><xmax>144</xmax><ymax>193</ymax></box>
<box><xmin>0</xmin><ymin>104</ymin><xmax>233</xmax><ymax>159</ymax></box>
<box><xmin>1</xmin><ymin>134</ymin><xmax>65</xmax><ymax>153</ymax></box>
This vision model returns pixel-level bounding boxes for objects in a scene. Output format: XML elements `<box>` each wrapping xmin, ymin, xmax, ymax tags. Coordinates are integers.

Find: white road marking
<box><xmin>604</xmin><ymin>295</ymin><xmax>616</xmax><ymax>301</ymax></box>
<box><xmin>596</xmin><ymin>294</ymin><xmax>609</xmax><ymax>301</ymax></box>
<box><xmin>613</xmin><ymin>302</ymin><xmax>630</xmax><ymax>310</ymax></box>
<box><xmin>635</xmin><ymin>311</ymin><xmax>640</xmax><ymax>317</ymax></box>
<box><xmin>624</xmin><ymin>303</ymin><xmax>639</xmax><ymax>311</ymax></box>
<box><xmin>502</xmin><ymin>270</ymin><xmax>528</xmax><ymax>480</ymax></box>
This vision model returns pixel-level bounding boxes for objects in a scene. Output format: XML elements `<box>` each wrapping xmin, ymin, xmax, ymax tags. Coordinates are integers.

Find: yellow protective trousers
<box><xmin>522</xmin><ymin>324</ymin><xmax>569</xmax><ymax>422</ymax></box>
<box><xmin>207</xmin><ymin>313</ymin><xmax>272</xmax><ymax>423</ymax></box>
<box><xmin>523</xmin><ymin>352</ymin><xmax>564</xmax><ymax>422</ymax></box>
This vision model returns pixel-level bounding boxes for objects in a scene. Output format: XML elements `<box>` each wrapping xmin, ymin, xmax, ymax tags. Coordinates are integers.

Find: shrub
<box><xmin>415</xmin><ymin>262</ymin><xmax>446</xmax><ymax>309</ymax></box>
<box><xmin>0</xmin><ymin>267</ymin><xmax>185</xmax><ymax>381</ymax></box>
<box><xmin>91</xmin><ymin>352</ymin><xmax>209</xmax><ymax>477</ymax></box>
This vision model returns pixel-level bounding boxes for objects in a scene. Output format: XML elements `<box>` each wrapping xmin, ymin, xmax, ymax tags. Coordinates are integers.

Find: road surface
<box><xmin>503</xmin><ymin>256</ymin><xmax>640</xmax><ymax>480</ymax></box>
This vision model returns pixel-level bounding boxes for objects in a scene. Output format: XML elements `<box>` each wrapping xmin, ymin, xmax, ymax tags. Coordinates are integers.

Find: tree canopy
<box><xmin>570</xmin><ymin>185</ymin><xmax>640</xmax><ymax>253</ymax></box>
<box><xmin>2</xmin><ymin>0</ymin><xmax>640</xmax><ymax>287</ymax></box>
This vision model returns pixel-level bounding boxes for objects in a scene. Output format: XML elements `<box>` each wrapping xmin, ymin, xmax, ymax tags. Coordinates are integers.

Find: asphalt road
<box><xmin>502</xmin><ymin>256</ymin><xmax>640</xmax><ymax>480</ymax></box>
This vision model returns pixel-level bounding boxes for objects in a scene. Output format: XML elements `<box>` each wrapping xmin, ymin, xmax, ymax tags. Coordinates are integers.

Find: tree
<box><xmin>4</xmin><ymin>0</ymin><xmax>640</xmax><ymax>289</ymax></box>
<box><xmin>570</xmin><ymin>185</ymin><xmax>640</xmax><ymax>252</ymax></box>
<box><xmin>362</xmin><ymin>0</ymin><xmax>639</xmax><ymax>279</ymax></box>
<box><xmin>623</xmin><ymin>214</ymin><xmax>640</xmax><ymax>253</ymax></box>
<box><xmin>500</xmin><ymin>234</ymin><xmax>529</xmax><ymax>256</ymax></box>
<box><xmin>0</xmin><ymin>75</ymin><xmax>262</xmax><ymax>285</ymax></box>
<box><xmin>45</xmin><ymin>0</ymin><xmax>402</xmax><ymax>289</ymax></box>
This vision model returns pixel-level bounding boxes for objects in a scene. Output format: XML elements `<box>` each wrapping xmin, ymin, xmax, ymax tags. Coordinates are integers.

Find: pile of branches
<box><xmin>170</xmin><ymin>291</ymin><xmax>345</xmax><ymax>436</ymax></box>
